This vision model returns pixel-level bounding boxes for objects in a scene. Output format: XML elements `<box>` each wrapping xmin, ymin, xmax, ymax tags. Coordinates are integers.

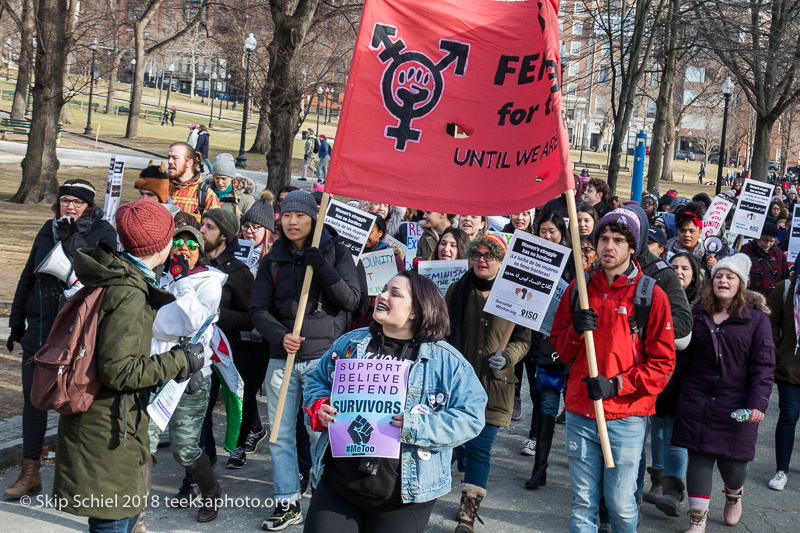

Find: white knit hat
<box><xmin>711</xmin><ymin>254</ymin><xmax>751</xmax><ymax>287</ymax></box>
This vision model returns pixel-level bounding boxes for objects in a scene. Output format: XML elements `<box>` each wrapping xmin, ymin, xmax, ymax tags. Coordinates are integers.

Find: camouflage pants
<box><xmin>148</xmin><ymin>374</ymin><xmax>211</xmax><ymax>467</ymax></box>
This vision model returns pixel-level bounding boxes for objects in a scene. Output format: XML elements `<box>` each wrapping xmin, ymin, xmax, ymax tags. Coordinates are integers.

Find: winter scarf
<box><xmin>50</xmin><ymin>209</ymin><xmax>106</xmax><ymax>243</ymax></box>
<box><xmin>446</xmin><ymin>270</ymin><xmax>494</xmax><ymax>352</ymax></box>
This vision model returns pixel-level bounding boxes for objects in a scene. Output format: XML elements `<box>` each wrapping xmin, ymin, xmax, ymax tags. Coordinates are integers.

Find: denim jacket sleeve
<box><xmin>304</xmin><ymin>331</ymin><xmax>357</xmax><ymax>410</ymax></box>
<box><xmin>400</xmin><ymin>342</ymin><xmax>487</xmax><ymax>452</ymax></box>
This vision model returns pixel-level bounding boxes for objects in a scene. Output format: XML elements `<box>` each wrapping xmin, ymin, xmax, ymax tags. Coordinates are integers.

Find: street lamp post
<box><xmin>129</xmin><ymin>58</ymin><xmax>136</xmax><ymax>105</ymax></box>
<box><xmin>84</xmin><ymin>39</ymin><xmax>98</xmax><ymax>135</ymax></box>
<box><xmin>716</xmin><ymin>76</ymin><xmax>735</xmax><ymax>196</ymax></box>
<box><xmin>200</xmin><ymin>66</ymin><xmax>205</xmax><ymax>104</ymax></box>
<box><xmin>209</xmin><ymin>71</ymin><xmax>217</xmax><ymax>128</ymax></box>
<box><xmin>236</xmin><ymin>33</ymin><xmax>257</xmax><ymax>169</ymax></box>
<box><xmin>221</xmin><ymin>74</ymin><xmax>229</xmax><ymax>119</ymax></box>
<box><xmin>579</xmin><ymin>119</ymin><xmax>587</xmax><ymax>163</ymax></box>
<box><xmin>323</xmin><ymin>87</ymin><xmax>330</xmax><ymax>124</ymax></box>
<box><xmin>161</xmin><ymin>63</ymin><xmax>175</xmax><ymax>125</ymax></box>
<box><xmin>316</xmin><ymin>86</ymin><xmax>323</xmax><ymax>133</ymax></box>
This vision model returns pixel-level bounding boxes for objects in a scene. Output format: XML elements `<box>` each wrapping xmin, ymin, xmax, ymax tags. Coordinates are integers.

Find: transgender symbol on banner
<box><xmin>371</xmin><ymin>24</ymin><xmax>469</xmax><ymax>150</ymax></box>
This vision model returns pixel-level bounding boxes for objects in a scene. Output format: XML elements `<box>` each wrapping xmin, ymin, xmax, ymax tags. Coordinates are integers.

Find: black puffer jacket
<box><xmin>10</xmin><ymin>211</ymin><xmax>117</xmax><ymax>354</ymax></box>
<box><xmin>250</xmin><ymin>226</ymin><xmax>362</xmax><ymax>361</ymax></box>
<box><xmin>210</xmin><ymin>243</ymin><xmax>255</xmax><ymax>351</ymax></box>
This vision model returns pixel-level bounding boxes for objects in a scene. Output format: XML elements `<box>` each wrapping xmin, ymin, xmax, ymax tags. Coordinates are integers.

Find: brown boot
<box><xmin>4</xmin><ymin>459</ymin><xmax>42</xmax><ymax>499</ymax></box>
<box><xmin>455</xmin><ymin>483</ymin><xmax>486</xmax><ymax>533</ymax></box>
<box><xmin>186</xmin><ymin>453</ymin><xmax>220</xmax><ymax>522</ymax></box>
<box><xmin>132</xmin><ymin>455</ymin><xmax>156</xmax><ymax>533</ymax></box>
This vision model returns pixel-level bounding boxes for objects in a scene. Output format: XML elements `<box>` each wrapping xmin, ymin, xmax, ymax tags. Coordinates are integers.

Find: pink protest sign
<box><xmin>330</xmin><ymin>358</ymin><xmax>411</xmax><ymax>458</ymax></box>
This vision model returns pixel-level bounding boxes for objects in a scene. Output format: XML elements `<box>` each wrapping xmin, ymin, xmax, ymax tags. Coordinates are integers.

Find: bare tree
<box><xmin>692</xmin><ymin>0</ymin><xmax>800</xmax><ymax>181</ymax></box>
<box><xmin>0</xmin><ymin>0</ymin><xmax>34</xmax><ymax>119</ymax></box>
<box><xmin>124</xmin><ymin>0</ymin><xmax>210</xmax><ymax>139</ymax></box>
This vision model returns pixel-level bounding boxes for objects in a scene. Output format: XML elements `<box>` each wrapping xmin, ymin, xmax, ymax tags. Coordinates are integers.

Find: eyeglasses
<box><xmin>581</xmin><ymin>247</ymin><xmax>596</xmax><ymax>255</ymax></box>
<box><xmin>242</xmin><ymin>223</ymin><xmax>264</xmax><ymax>233</ymax></box>
<box><xmin>471</xmin><ymin>252</ymin><xmax>497</xmax><ymax>262</ymax></box>
<box><xmin>172</xmin><ymin>238</ymin><xmax>200</xmax><ymax>250</ymax></box>
<box><xmin>59</xmin><ymin>198</ymin><xmax>86</xmax><ymax>207</ymax></box>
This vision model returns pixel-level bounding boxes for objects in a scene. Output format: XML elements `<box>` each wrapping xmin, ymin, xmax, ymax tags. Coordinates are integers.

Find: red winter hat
<box><xmin>116</xmin><ymin>199</ymin><xmax>175</xmax><ymax>256</ymax></box>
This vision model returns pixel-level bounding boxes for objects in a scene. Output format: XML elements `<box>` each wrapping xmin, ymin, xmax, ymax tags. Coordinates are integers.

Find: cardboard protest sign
<box><xmin>330</xmin><ymin>358</ymin><xmax>411</xmax><ymax>458</ymax></box>
<box><xmin>103</xmin><ymin>155</ymin><xmax>126</xmax><ymax>224</ymax></box>
<box><xmin>325</xmin><ymin>0</ymin><xmax>572</xmax><ymax>214</ymax></box>
<box><xmin>324</xmin><ymin>199</ymin><xmax>377</xmax><ymax>262</ymax></box>
<box><xmin>403</xmin><ymin>221</ymin><xmax>422</xmax><ymax>268</ymax></box>
<box><xmin>360</xmin><ymin>249</ymin><xmax>399</xmax><ymax>295</ymax></box>
<box><xmin>383</xmin><ymin>234</ymin><xmax>408</xmax><ymax>263</ymax></box>
<box><xmin>788</xmin><ymin>203</ymin><xmax>800</xmax><ymax>263</ymax></box>
<box><xmin>731</xmin><ymin>179</ymin><xmax>773</xmax><ymax>239</ymax></box>
<box><xmin>484</xmin><ymin>230</ymin><xmax>571</xmax><ymax>332</ymax></box>
<box><xmin>701</xmin><ymin>196</ymin><xmax>734</xmax><ymax>240</ymax></box>
<box><xmin>418</xmin><ymin>259</ymin><xmax>469</xmax><ymax>296</ymax></box>
<box><xmin>539</xmin><ymin>278</ymin><xmax>569</xmax><ymax>336</ymax></box>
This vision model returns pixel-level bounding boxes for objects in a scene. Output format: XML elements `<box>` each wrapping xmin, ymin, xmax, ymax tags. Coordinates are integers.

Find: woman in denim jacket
<box><xmin>303</xmin><ymin>271</ymin><xmax>487</xmax><ymax>533</ymax></box>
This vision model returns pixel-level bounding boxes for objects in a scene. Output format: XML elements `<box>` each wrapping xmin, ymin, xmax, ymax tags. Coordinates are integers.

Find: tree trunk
<box><xmin>125</xmin><ymin>30</ymin><xmax>146</xmax><ymax>139</ymax></box>
<box><xmin>265</xmin><ymin>0</ymin><xmax>320</xmax><ymax>193</ymax></box>
<box><xmin>249</xmin><ymin>96</ymin><xmax>271</xmax><ymax>154</ymax></box>
<box><xmin>105</xmin><ymin>63</ymin><xmax>119</xmax><ymax>114</ymax></box>
<box><xmin>11</xmin><ymin>0</ymin><xmax>35</xmax><ymax>119</ymax></box>
<box><xmin>749</xmin><ymin>114</ymin><xmax>777</xmax><ymax>182</ymax></box>
<box><xmin>12</xmin><ymin>0</ymin><xmax>68</xmax><ymax>204</ymax></box>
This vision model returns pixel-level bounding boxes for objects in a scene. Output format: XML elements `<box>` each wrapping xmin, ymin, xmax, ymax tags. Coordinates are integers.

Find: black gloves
<box><xmin>169</xmin><ymin>254</ymin><xmax>191</xmax><ymax>281</ymax></box>
<box><xmin>7</xmin><ymin>326</ymin><xmax>24</xmax><ymax>352</ymax></box>
<box><xmin>56</xmin><ymin>217</ymin><xmax>79</xmax><ymax>242</ymax></box>
<box><xmin>573</xmin><ymin>308</ymin><xmax>599</xmax><ymax>334</ymax></box>
<box><xmin>303</xmin><ymin>247</ymin><xmax>326</xmax><ymax>269</ymax></box>
<box><xmin>186</xmin><ymin>372</ymin><xmax>204</xmax><ymax>394</ymax></box>
<box><xmin>583</xmin><ymin>375</ymin><xmax>619</xmax><ymax>400</ymax></box>
<box><xmin>179</xmin><ymin>341</ymin><xmax>205</xmax><ymax>376</ymax></box>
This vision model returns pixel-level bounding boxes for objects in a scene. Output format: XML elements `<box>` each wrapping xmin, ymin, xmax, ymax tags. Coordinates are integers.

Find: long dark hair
<box><xmin>536</xmin><ymin>211</ymin><xmax>571</xmax><ymax>247</ymax></box>
<box><xmin>395</xmin><ymin>270</ymin><xmax>450</xmax><ymax>343</ymax></box>
<box><xmin>669</xmin><ymin>251</ymin><xmax>704</xmax><ymax>303</ymax></box>
<box><xmin>435</xmin><ymin>227</ymin><xmax>470</xmax><ymax>260</ymax></box>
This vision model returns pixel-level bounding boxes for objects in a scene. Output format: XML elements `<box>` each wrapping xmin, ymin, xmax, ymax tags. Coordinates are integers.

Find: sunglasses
<box><xmin>172</xmin><ymin>238</ymin><xmax>199</xmax><ymax>250</ymax></box>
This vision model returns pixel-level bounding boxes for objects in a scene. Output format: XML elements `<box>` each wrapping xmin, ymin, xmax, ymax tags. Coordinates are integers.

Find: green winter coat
<box><xmin>52</xmin><ymin>243</ymin><xmax>189</xmax><ymax>520</ymax></box>
<box><xmin>769</xmin><ymin>277</ymin><xmax>800</xmax><ymax>386</ymax></box>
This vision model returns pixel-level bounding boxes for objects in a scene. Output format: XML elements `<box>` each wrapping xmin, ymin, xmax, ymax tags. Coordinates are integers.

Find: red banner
<box><xmin>326</xmin><ymin>0</ymin><xmax>572</xmax><ymax>215</ymax></box>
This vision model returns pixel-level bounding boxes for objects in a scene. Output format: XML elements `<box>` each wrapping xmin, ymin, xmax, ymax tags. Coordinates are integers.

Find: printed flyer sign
<box><xmin>232</xmin><ymin>239</ymin><xmax>255</xmax><ymax>266</ymax></box>
<box><xmin>538</xmin><ymin>278</ymin><xmax>569</xmax><ymax>336</ymax></box>
<box><xmin>324</xmin><ymin>199</ymin><xmax>376</xmax><ymax>263</ymax></box>
<box><xmin>103</xmin><ymin>155</ymin><xmax>126</xmax><ymax>224</ymax></box>
<box><xmin>418</xmin><ymin>259</ymin><xmax>469</xmax><ymax>296</ymax></box>
<box><xmin>484</xmin><ymin>230</ymin><xmax>571</xmax><ymax>332</ymax></box>
<box><xmin>360</xmin><ymin>249</ymin><xmax>399</xmax><ymax>295</ymax></box>
<box><xmin>788</xmin><ymin>204</ymin><xmax>800</xmax><ymax>263</ymax></box>
<box><xmin>731</xmin><ymin>178</ymin><xmax>772</xmax><ymax>239</ymax></box>
<box><xmin>701</xmin><ymin>196</ymin><xmax>734</xmax><ymax>240</ymax></box>
<box><xmin>403</xmin><ymin>221</ymin><xmax>422</xmax><ymax>268</ymax></box>
<box><xmin>330</xmin><ymin>358</ymin><xmax>411</xmax><ymax>459</ymax></box>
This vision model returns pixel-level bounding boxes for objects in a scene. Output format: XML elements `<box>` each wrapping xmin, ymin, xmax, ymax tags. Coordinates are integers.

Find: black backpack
<box><xmin>312</xmin><ymin>137</ymin><xmax>320</xmax><ymax>154</ymax></box>
<box><xmin>571</xmin><ymin>270</ymin><xmax>656</xmax><ymax>341</ymax></box>
<box><xmin>196</xmin><ymin>181</ymin><xmax>211</xmax><ymax>216</ymax></box>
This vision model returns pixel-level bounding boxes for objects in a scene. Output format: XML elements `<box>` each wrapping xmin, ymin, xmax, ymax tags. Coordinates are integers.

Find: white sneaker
<box><xmin>521</xmin><ymin>438</ymin><xmax>536</xmax><ymax>456</ymax></box>
<box><xmin>769</xmin><ymin>470</ymin><xmax>787</xmax><ymax>490</ymax></box>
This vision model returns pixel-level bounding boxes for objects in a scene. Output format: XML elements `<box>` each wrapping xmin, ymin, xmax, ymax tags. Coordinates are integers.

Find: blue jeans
<box><xmin>565</xmin><ymin>411</ymin><xmax>646</xmax><ymax>533</ymax></box>
<box><xmin>455</xmin><ymin>423</ymin><xmax>500</xmax><ymax>489</ymax></box>
<box><xmin>660</xmin><ymin>415</ymin><xmax>687</xmax><ymax>477</ymax></box>
<box><xmin>266</xmin><ymin>358</ymin><xmax>321</xmax><ymax>503</ymax></box>
<box><xmin>540</xmin><ymin>386</ymin><xmax>561</xmax><ymax>417</ymax></box>
<box><xmin>204</xmin><ymin>158</ymin><xmax>212</xmax><ymax>173</ymax></box>
<box><xmin>650</xmin><ymin>415</ymin><xmax>664</xmax><ymax>469</ymax></box>
<box><xmin>316</xmin><ymin>155</ymin><xmax>330</xmax><ymax>181</ymax></box>
<box><xmin>88</xmin><ymin>514</ymin><xmax>140</xmax><ymax>533</ymax></box>
<box><xmin>776</xmin><ymin>382</ymin><xmax>800</xmax><ymax>472</ymax></box>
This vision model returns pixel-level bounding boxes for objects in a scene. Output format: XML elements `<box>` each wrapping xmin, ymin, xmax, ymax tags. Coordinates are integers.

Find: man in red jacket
<box><xmin>551</xmin><ymin>208</ymin><xmax>676</xmax><ymax>533</ymax></box>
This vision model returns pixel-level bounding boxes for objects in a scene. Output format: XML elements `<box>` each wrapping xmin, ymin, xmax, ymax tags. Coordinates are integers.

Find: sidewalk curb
<box><xmin>0</xmin><ymin>428</ymin><xmax>58</xmax><ymax>471</ymax></box>
<box><xmin>66</xmin><ymin>133</ymin><xmax>166</xmax><ymax>160</ymax></box>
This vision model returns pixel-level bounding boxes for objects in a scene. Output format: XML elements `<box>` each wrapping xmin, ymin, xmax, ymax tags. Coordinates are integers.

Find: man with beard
<box><xmin>168</xmin><ymin>142</ymin><xmax>220</xmax><ymax>221</ymax></box>
<box><xmin>550</xmin><ymin>209</ymin><xmax>675</xmax><ymax>533</ymax></box>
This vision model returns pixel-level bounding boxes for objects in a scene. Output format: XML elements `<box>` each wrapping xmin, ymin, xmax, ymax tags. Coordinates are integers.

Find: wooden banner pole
<box><xmin>565</xmin><ymin>187</ymin><xmax>615</xmax><ymax>468</ymax></box>
<box><xmin>269</xmin><ymin>191</ymin><xmax>331</xmax><ymax>444</ymax></box>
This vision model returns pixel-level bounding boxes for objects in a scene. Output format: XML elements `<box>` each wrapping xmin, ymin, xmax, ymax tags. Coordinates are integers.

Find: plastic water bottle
<box><xmin>731</xmin><ymin>409</ymin><xmax>751</xmax><ymax>422</ymax></box>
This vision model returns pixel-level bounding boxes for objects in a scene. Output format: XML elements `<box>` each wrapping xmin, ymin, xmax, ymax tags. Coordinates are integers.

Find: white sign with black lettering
<box><xmin>731</xmin><ymin>178</ymin><xmax>773</xmax><ymax>239</ymax></box>
<box><xmin>788</xmin><ymin>204</ymin><xmax>800</xmax><ymax>263</ymax></box>
<box><xmin>701</xmin><ymin>196</ymin><xmax>734</xmax><ymax>240</ymax></box>
<box><xmin>103</xmin><ymin>155</ymin><xmax>126</xmax><ymax>224</ymax></box>
<box><xmin>324</xmin><ymin>199</ymin><xmax>376</xmax><ymax>263</ymax></box>
<box><xmin>484</xmin><ymin>230</ymin><xmax>571</xmax><ymax>332</ymax></box>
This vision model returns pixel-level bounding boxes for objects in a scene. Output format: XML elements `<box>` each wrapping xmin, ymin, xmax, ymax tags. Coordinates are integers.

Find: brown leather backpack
<box><xmin>31</xmin><ymin>286</ymin><xmax>107</xmax><ymax>415</ymax></box>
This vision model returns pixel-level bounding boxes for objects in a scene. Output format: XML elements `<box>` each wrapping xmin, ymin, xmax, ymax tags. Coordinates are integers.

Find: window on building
<box><xmin>567</xmin><ymin>83</ymin><xmax>577</xmax><ymax>96</ymax></box>
<box><xmin>599</xmin><ymin>65</ymin><xmax>609</xmax><ymax>84</ymax></box>
<box><xmin>559</xmin><ymin>21</ymin><xmax>564</xmax><ymax>33</ymax></box>
<box><xmin>567</xmin><ymin>108</ymin><xmax>575</xmax><ymax>121</ymax></box>
<box><xmin>685</xmin><ymin>66</ymin><xmax>706</xmax><ymax>83</ymax></box>
<box><xmin>571</xmin><ymin>42</ymin><xmax>581</xmax><ymax>55</ymax></box>
<box><xmin>683</xmin><ymin>89</ymin><xmax>699</xmax><ymax>105</ymax></box>
<box><xmin>647</xmin><ymin>101</ymin><xmax>657</xmax><ymax>119</ymax></box>
<box><xmin>575</xmin><ymin>2</ymin><xmax>585</xmax><ymax>14</ymax></box>
<box><xmin>569</xmin><ymin>63</ymin><xmax>579</xmax><ymax>76</ymax></box>
<box><xmin>595</xmin><ymin>94</ymin><xmax>607</xmax><ymax>114</ymax></box>
<box><xmin>601</xmin><ymin>42</ymin><xmax>610</xmax><ymax>57</ymax></box>
<box><xmin>559</xmin><ymin>2</ymin><xmax>566</xmax><ymax>14</ymax></box>
<box><xmin>574</xmin><ymin>22</ymin><xmax>583</xmax><ymax>35</ymax></box>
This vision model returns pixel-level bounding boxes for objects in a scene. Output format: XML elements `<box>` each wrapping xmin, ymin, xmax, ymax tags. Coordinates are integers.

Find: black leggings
<box><xmin>235</xmin><ymin>340</ymin><xmax>270</xmax><ymax>447</ymax></box>
<box><xmin>303</xmin><ymin>475</ymin><xmax>435</xmax><ymax>533</ymax></box>
<box><xmin>686</xmin><ymin>450</ymin><xmax>749</xmax><ymax>497</ymax></box>
<box><xmin>22</xmin><ymin>349</ymin><xmax>49</xmax><ymax>460</ymax></box>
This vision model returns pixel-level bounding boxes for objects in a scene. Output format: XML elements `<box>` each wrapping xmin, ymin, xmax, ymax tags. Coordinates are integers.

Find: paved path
<box><xmin>0</xmin><ymin>384</ymin><xmax>797</xmax><ymax>532</ymax></box>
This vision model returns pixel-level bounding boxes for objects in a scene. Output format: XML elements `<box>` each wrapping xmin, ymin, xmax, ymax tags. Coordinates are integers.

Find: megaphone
<box><xmin>34</xmin><ymin>242</ymin><xmax>78</xmax><ymax>285</ymax></box>
<box><xmin>704</xmin><ymin>236</ymin><xmax>724</xmax><ymax>255</ymax></box>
